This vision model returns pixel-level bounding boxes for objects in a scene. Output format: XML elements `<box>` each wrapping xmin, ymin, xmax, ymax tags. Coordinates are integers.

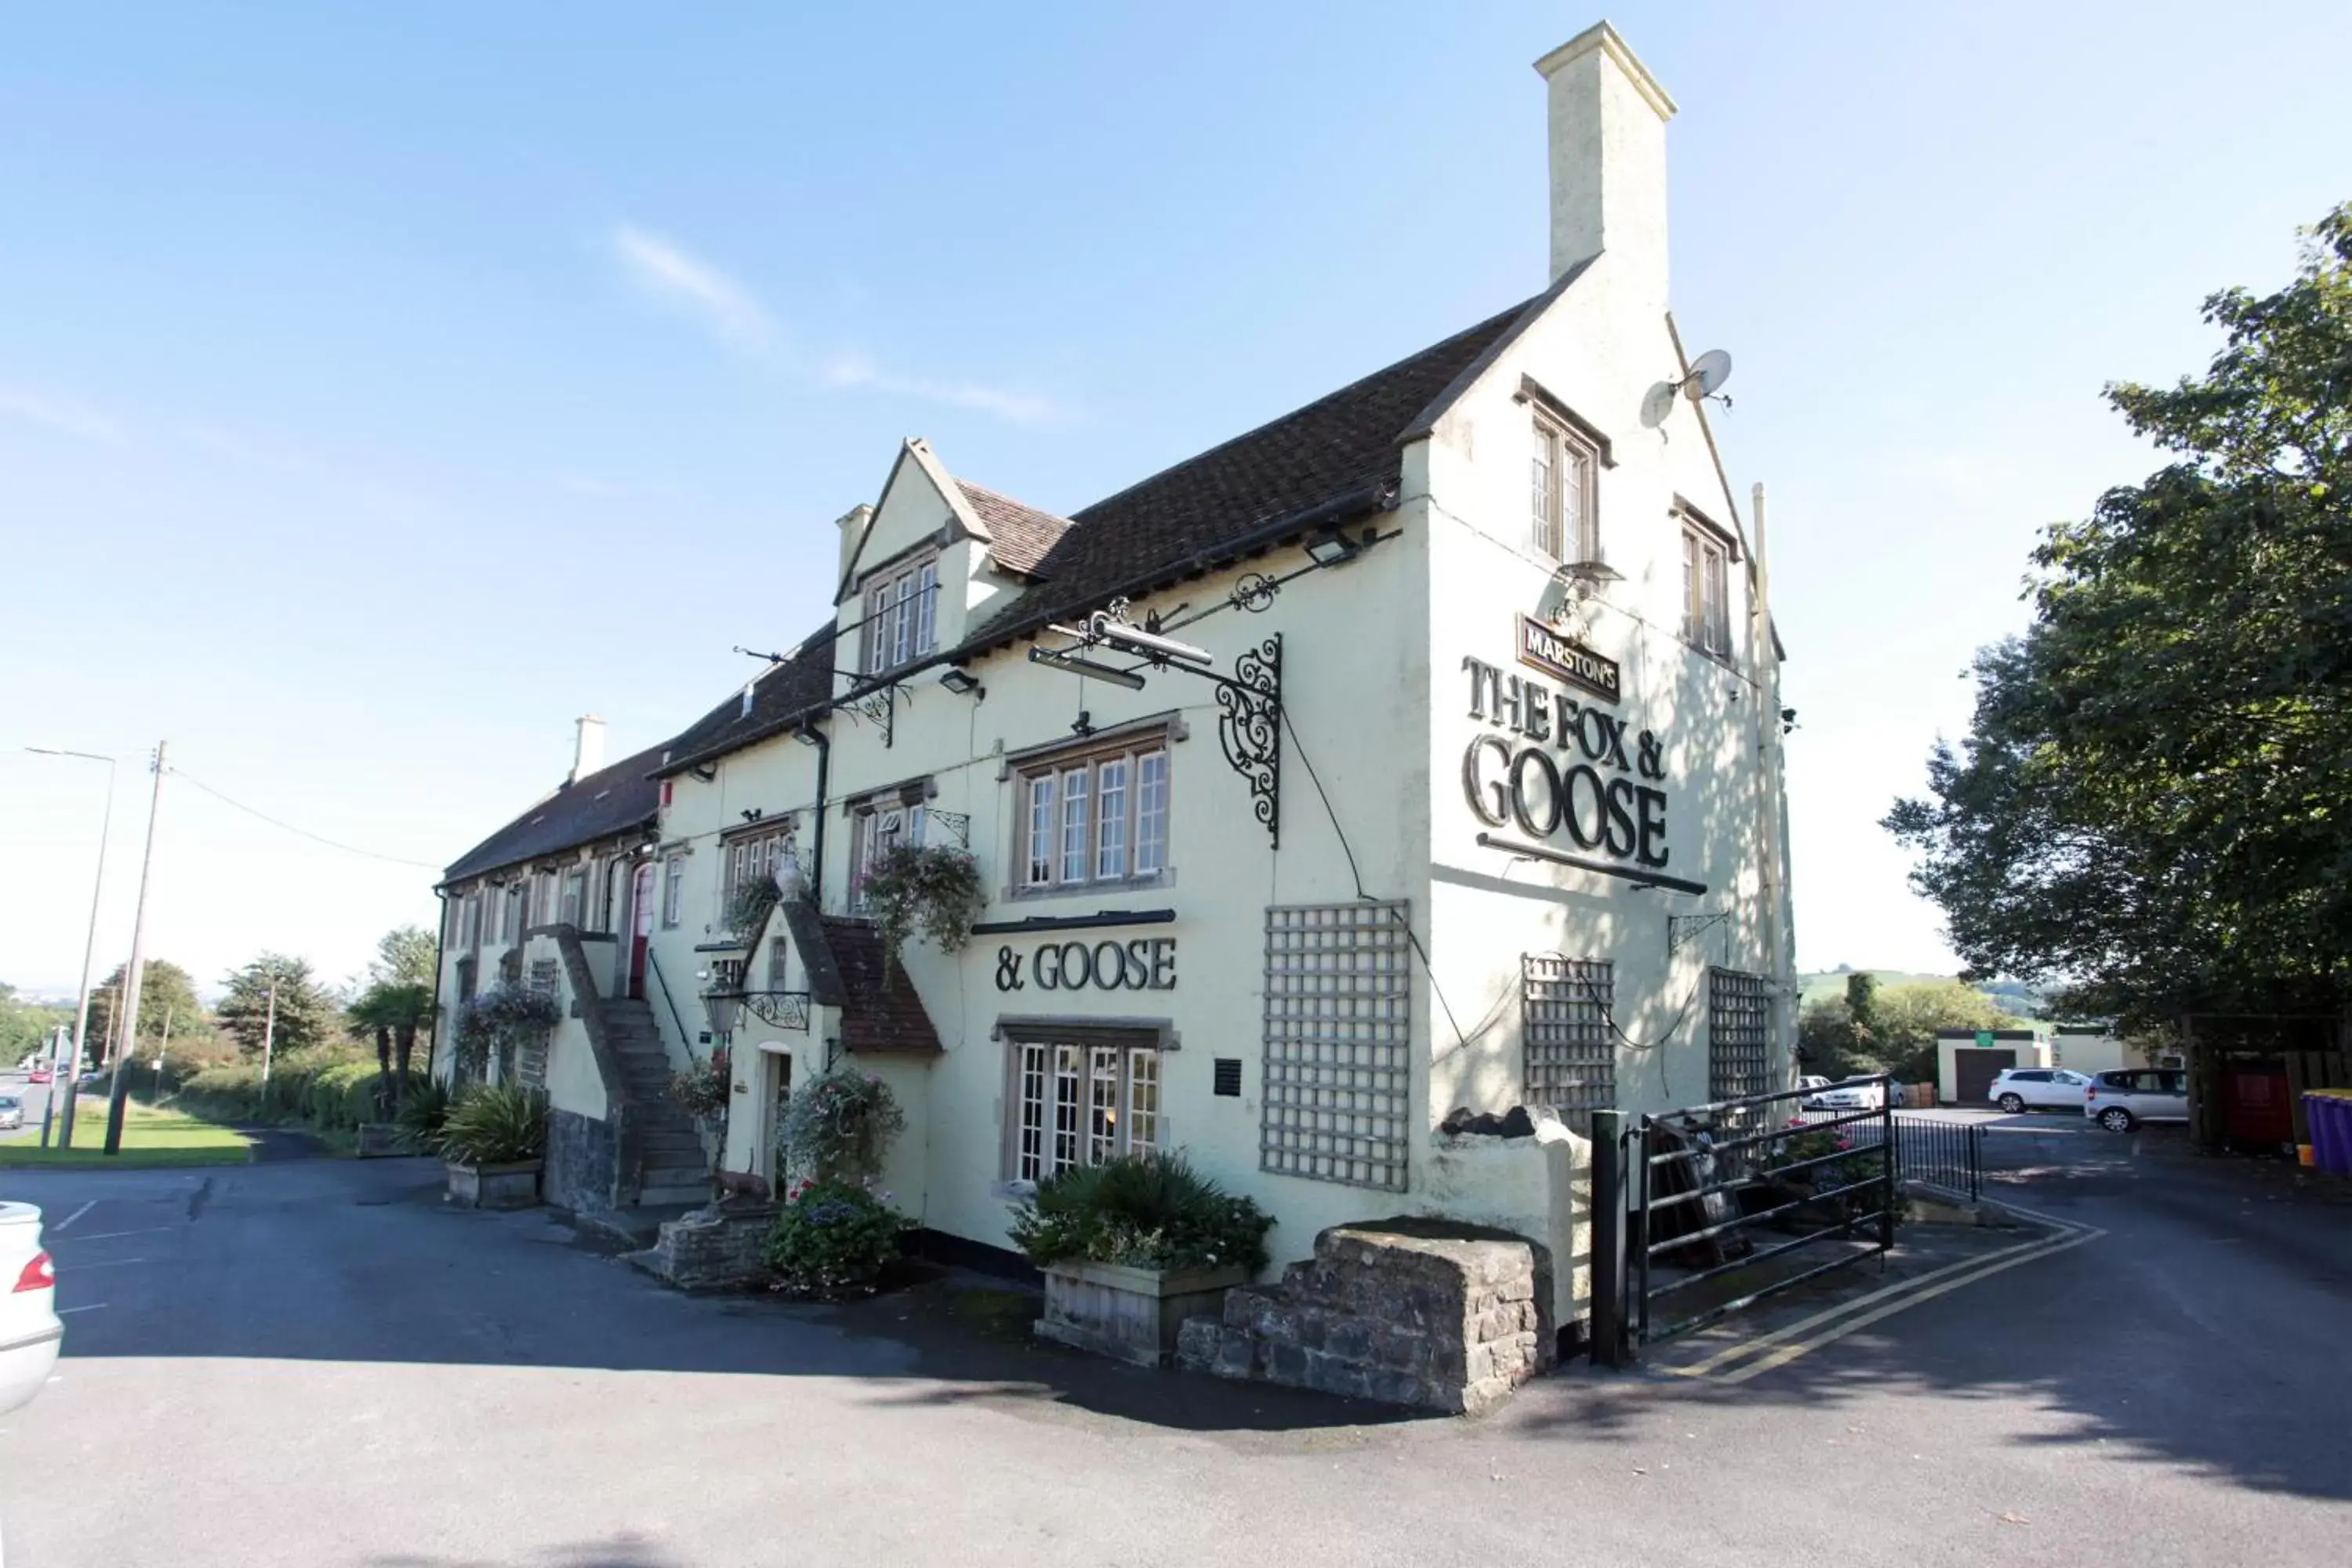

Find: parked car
<box><xmin>1804</xmin><ymin>1076</ymin><xmax>1886</xmax><ymax>1112</ymax></box>
<box><xmin>2084</xmin><ymin>1068</ymin><xmax>2190</xmax><ymax>1131</ymax></box>
<box><xmin>0</xmin><ymin>1097</ymin><xmax>20</xmax><ymax>1131</ymax></box>
<box><xmin>1990</xmin><ymin>1067</ymin><xmax>2092</xmax><ymax>1114</ymax></box>
<box><xmin>1797</xmin><ymin>1075</ymin><xmax>1833</xmax><ymax>1095</ymax></box>
<box><xmin>0</xmin><ymin>1202</ymin><xmax>61</xmax><ymax>1414</ymax></box>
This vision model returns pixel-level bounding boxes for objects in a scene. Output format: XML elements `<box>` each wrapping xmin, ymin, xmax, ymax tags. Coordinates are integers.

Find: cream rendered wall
<box><xmin>1417</xmin><ymin>249</ymin><xmax>1791</xmax><ymax>1129</ymax></box>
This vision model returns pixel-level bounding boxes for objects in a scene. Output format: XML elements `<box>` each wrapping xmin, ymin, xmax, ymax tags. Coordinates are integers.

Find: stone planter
<box><xmin>1035</xmin><ymin>1259</ymin><xmax>1249</xmax><ymax>1367</ymax></box>
<box><xmin>445</xmin><ymin>1158</ymin><xmax>543</xmax><ymax>1210</ymax></box>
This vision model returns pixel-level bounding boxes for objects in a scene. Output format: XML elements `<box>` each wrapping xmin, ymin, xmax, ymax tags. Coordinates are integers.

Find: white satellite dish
<box><xmin>1686</xmin><ymin>348</ymin><xmax>1733</xmax><ymax>399</ymax></box>
<box><xmin>1640</xmin><ymin>380</ymin><xmax>1679</xmax><ymax>429</ymax></box>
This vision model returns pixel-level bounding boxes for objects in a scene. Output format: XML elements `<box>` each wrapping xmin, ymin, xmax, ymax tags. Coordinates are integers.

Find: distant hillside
<box><xmin>1797</xmin><ymin>969</ymin><xmax>2046</xmax><ymax>1018</ymax></box>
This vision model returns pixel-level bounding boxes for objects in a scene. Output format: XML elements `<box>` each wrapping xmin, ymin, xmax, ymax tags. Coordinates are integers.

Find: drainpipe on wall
<box><xmin>429</xmin><ymin>888</ymin><xmax>448</xmax><ymax>1082</ymax></box>
<box><xmin>801</xmin><ymin>720</ymin><xmax>831</xmax><ymax>906</ymax></box>
<box><xmin>1751</xmin><ymin>480</ymin><xmax>1789</xmax><ymax>1069</ymax></box>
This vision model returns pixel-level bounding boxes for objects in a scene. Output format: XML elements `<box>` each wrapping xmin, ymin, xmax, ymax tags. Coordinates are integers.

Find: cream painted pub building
<box><xmin>434</xmin><ymin>24</ymin><xmax>1795</xmax><ymax>1279</ymax></box>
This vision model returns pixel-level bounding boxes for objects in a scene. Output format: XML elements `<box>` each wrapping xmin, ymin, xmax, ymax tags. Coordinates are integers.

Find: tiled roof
<box><xmin>440</xmin><ymin>740</ymin><xmax>670</xmax><ymax>886</ymax></box>
<box><xmin>966</xmin><ymin>296</ymin><xmax>1541</xmax><ymax>648</ymax></box>
<box><xmin>957</xmin><ymin>480</ymin><xmax>1071</xmax><ymax>579</ymax></box>
<box><xmin>818</xmin><ymin>917</ymin><xmax>944</xmax><ymax>1057</ymax></box>
<box><xmin>658</xmin><ymin>622</ymin><xmax>840</xmax><ymax>776</ymax></box>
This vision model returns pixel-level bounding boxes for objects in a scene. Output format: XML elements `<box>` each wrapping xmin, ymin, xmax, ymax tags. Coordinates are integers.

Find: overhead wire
<box><xmin>168</xmin><ymin>768</ymin><xmax>445</xmax><ymax>869</ymax></box>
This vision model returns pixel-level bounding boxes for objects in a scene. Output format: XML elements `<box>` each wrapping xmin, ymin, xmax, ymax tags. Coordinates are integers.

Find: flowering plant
<box><xmin>668</xmin><ymin>1050</ymin><xmax>731</xmax><ymax>1125</ymax></box>
<box><xmin>763</xmin><ymin>1178</ymin><xmax>907</xmax><ymax>1298</ymax></box>
<box><xmin>452</xmin><ymin>985</ymin><xmax>563</xmax><ymax>1079</ymax></box>
<box><xmin>774</xmin><ymin>1065</ymin><xmax>906</xmax><ymax>1184</ymax></box>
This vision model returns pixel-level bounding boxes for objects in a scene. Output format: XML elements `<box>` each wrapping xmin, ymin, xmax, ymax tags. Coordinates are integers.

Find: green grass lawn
<box><xmin>0</xmin><ymin>1098</ymin><xmax>252</xmax><ymax>1167</ymax></box>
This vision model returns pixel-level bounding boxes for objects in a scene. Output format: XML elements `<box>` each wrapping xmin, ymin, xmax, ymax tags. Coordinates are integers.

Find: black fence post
<box><xmin>1590</xmin><ymin>1108</ymin><xmax>1628</xmax><ymax>1367</ymax></box>
<box><xmin>1878</xmin><ymin>1082</ymin><xmax>1897</xmax><ymax>1259</ymax></box>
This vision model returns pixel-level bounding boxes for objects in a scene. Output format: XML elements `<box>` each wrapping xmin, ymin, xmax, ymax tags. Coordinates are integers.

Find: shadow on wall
<box><xmin>372</xmin><ymin>1540</ymin><xmax>678</xmax><ymax>1568</ymax></box>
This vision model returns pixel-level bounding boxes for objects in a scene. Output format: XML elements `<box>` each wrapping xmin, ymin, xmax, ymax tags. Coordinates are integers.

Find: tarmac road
<box><xmin>0</xmin><ymin>1117</ymin><xmax>2343</xmax><ymax>1568</ymax></box>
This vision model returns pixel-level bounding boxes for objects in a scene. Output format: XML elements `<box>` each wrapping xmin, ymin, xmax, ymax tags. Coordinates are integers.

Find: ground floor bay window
<box><xmin>1006</xmin><ymin>1025</ymin><xmax>1164</xmax><ymax>1182</ymax></box>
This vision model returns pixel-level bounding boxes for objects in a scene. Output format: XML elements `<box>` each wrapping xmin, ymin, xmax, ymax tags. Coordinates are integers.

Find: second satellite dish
<box><xmin>1686</xmin><ymin>348</ymin><xmax>1733</xmax><ymax>399</ymax></box>
<box><xmin>1640</xmin><ymin>380</ymin><xmax>1679</xmax><ymax>429</ymax></box>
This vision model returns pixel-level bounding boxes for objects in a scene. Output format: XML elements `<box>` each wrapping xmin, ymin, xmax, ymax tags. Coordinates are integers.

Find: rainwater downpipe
<box><xmin>801</xmin><ymin>720</ymin><xmax>831</xmax><ymax>902</ymax></box>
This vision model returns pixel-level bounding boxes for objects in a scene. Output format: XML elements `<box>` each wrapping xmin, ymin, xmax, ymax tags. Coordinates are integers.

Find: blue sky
<box><xmin>3</xmin><ymin>2</ymin><xmax>2347</xmax><ymax>1000</ymax></box>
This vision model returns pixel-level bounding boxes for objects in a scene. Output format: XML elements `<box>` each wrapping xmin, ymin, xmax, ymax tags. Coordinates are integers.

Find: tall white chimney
<box><xmin>571</xmin><ymin>714</ymin><xmax>607</xmax><ymax>784</ymax></box>
<box><xmin>1534</xmin><ymin>22</ymin><xmax>1677</xmax><ymax>306</ymax></box>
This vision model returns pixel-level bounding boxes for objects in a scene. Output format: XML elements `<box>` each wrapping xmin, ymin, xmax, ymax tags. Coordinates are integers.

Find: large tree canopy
<box><xmin>86</xmin><ymin>960</ymin><xmax>208</xmax><ymax>1060</ymax></box>
<box><xmin>1887</xmin><ymin>204</ymin><xmax>2352</xmax><ymax>1032</ymax></box>
<box><xmin>216</xmin><ymin>954</ymin><xmax>343</xmax><ymax>1058</ymax></box>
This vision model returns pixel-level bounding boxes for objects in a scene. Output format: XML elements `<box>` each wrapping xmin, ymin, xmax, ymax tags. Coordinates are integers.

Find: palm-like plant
<box><xmin>348</xmin><ymin>982</ymin><xmax>438</xmax><ymax>1120</ymax></box>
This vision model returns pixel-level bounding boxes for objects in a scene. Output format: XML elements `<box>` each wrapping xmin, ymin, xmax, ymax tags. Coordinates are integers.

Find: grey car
<box><xmin>2084</xmin><ymin>1068</ymin><xmax>2189</xmax><ymax>1131</ymax></box>
<box><xmin>0</xmin><ymin>1095</ymin><xmax>21</xmax><ymax>1131</ymax></box>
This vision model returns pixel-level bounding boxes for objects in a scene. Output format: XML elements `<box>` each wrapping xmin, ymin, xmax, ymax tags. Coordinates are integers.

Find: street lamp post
<box><xmin>103</xmin><ymin>740</ymin><xmax>169</xmax><ymax>1155</ymax></box>
<box><xmin>27</xmin><ymin>746</ymin><xmax>118</xmax><ymax>1150</ymax></box>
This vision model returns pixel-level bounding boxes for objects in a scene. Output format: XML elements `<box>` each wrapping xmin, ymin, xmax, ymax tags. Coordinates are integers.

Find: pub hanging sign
<box><xmin>1515</xmin><ymin>614</ymin><xmax>1621</xmax><ymax>703</ymax></box>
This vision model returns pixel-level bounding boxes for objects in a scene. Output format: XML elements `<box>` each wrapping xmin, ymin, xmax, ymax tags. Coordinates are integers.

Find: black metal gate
<box><xmin>1589</xmin><ymin>1077</ymin><xmax>1903</xmax><ymax>1365</ymax></box>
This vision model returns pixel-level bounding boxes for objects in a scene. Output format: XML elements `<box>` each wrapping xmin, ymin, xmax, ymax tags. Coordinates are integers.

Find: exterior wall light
<box><xmin>1304</xmin><ymin>528</ymin><xmax>1363</xmax><ymax>566</ymax></box>
<box><xmin>938</xmin><ymin>668</ymin><xmax>983</xmax><ymax>697</ymax></box>
<box><xmin>1555</xmin><ymin>559</ymin><xmax>1624</xmax><ymax>603</ymax></box>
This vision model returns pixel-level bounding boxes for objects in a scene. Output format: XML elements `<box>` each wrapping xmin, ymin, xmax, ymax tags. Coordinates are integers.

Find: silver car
<box><xmin>1990</xmin><ymin>1067</ymin><xmax>2092</xmax><ymax>1114</ymax></box>
<box><xmin>0</xmin><ymin>1096</ymin><xmax>20</xmax><ymax>1131</ymax></box>
<box><xmin>2083</xmin><ymin>1068</ymin><xmax>2189</xmax><ymax>1131</ymax></box>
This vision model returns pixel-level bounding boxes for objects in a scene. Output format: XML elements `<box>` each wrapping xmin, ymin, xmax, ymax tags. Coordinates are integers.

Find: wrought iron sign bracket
<box><xmin>1668</xmin><ymin>912</ymin><xmax>1732</xmax><ymax>955</ymax></box>
<box><xmin>927</xmin><ymin>809</ymin><xmax>971</xmax><ymax>848</ymax></box>
<box><xmin>1151</xmin><ymin>634</ymin><xmax>1281</xmax><ymax>850</ymax></box>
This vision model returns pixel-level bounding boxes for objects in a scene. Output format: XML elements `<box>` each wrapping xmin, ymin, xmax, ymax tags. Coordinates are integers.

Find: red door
<box><xmin>629</xmin><ymin>862</ymin><xmax>655</xmax><ymax>999</ymax></box>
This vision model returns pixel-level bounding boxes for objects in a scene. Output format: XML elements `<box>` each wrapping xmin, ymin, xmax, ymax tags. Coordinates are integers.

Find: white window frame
<box><xmin>862</xmin><ymin>554</ymin><xmax>942</xmax><ymax>675</ymax></box>
<box><xmin>721</xmin><ymin>823</ymin><xmax>798</xmax><ymax>909</ymax></box>
<box><xmin>1682</xmin><ymin>524</ymin><xmax>1733</xmax><ymax>656</ymax></box>
<box><xmin>1014</xmin><ymin>739</ymin><xmax>1171</xmax><ymax>895</ymax></box>
<box><xmin>659</xmin><ymin>853</ymin><xmax>687</xmax><ymax>930</ymax></box>
<box><xmin>849</xmin><ymin>801</ymin><xmax>926</xmax><ymax>912</ymax></box>
<box><xmin>1531</xmin><ymin>412</ymin><xmax>1599</xmax><ymax>563</ymax></box>
<box><xmin>1007</xmin><ymin>1036</ymin><xmax>1163</xmax><ymax>1184</ymax></box>
<box><xmin>559</xmin><ymin>867</ymin><xmax>586</xmax><ymax>927</ymax></box>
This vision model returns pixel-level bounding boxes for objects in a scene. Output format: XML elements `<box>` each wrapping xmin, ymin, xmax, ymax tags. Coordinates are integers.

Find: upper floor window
<box><xmin>849</xmin><ymin>802</ymin><xmax>926</xmax><ymax>911</ymax></box>
<box><xmin>660</xmin><ymin>853</ymin><xmax>687</xmax><ymax>929</ymax></box>
<box><xmin>862</xmin><ymin>556</ymin><xmax>940</xmax><ymax>675</ymax></box>
<box><xmin>722</xmin><ymin>823</ymin><xmax>798</xmax><ymax>909</ymax></box>
<box><xmin>1531</xmin><ymin>414</ymin><xmax>1599</xmax><ymax>562</ymax></box>
<box><xmin>499</xmin><ymin>883</ymin><xmax>527</xmax><ymax>945</ymax></box>
<box><xmin>1017</xmin><ymin>735</ymin><xmax>1171</xmax><ymax>893</ymax></box>
<box><xmin>1681</xmin><ymin>525</ymin><xmax>1732</xmax><ymax>656</ymax></box>
<box><xmin>559</xmin><ymin>867</ymin><xmax>586</xmax><ymax>927</ymax></box>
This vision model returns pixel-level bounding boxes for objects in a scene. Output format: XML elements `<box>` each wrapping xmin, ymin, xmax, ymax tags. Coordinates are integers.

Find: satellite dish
<box><xmin>1640</xmin><ymin>380</ymin><xmax>1679</xmax><ymax>429</ymax></box>
<box><xmin>1686</xmin><ymin>349</ymin><xmax>1733</xmax><ymax>399</ymax></box>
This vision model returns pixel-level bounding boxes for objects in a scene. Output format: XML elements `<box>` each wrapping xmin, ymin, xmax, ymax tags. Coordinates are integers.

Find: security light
<box><xmin>1027</xmin><ymin>646</ymin><xmax>1147</xmax><ymax>691</ymax></box>
<box><xmin>938</xmin><ymin>668</ymin><xmax>983</xmax><ymax>697</ymax></box>
<box><xmin>1304</xmin><ymin>528</ymin><xmax>1363</xmax><ymax>567</ymax></box>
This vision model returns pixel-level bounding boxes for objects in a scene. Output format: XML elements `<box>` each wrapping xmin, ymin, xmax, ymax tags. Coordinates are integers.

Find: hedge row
<box><xmin>174</xmin><ymin>1054</ymin><xmax>433</xmax><ymax>1131</ymax></box>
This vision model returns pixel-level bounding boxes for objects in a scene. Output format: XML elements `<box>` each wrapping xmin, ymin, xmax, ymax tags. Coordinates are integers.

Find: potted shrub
<box><xmin>1009</xmin><ymin>1154</ymin><xmax>1274</xmax><ymax>1367</ymax></box>
<box><xmin>440</xmin><ymin>1083</ymin><xmax>550</xmax><ymax>1209</ymax></box>
<box><xmin>669</xmin><ymin>1049</ymin><xmax>731</xmax><ymax>1135</ymax></box>
<box><xmin>773</xmin><ymin>1066</ymin><xmax>906</xmax><ymax>1185</ymax></box>
<box><xmin>764</xmin><ymin>1178</ymin><xmax>909</xmax><ymax>1298</ymax></box>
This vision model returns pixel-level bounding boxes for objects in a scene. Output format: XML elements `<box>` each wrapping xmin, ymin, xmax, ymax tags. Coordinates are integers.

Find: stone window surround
<box><xmin>1517</xmin><ymin>375</ymin><xmax>1610</xmax><ymax>565</ymax></box>
<box><xmin>997</xmin><ymin>712</ymin><xmax>1188</xmax><ymax>902</ymax></box>
<box><xmin>992</xmin><ymin>1016</ymin><xmax>1179</xmax><ymax>1192</ymax></box>
<box><xmin>858</xmin><ymin>543</ymin><xmax>944</xmax><ymax>677</ymax></box>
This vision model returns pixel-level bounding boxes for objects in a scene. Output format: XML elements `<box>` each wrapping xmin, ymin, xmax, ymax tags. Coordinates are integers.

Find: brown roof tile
<box><xmin>818</xmin><ymin>918</ymin><xmax>944</xmax><ymax>1057</ymax></box>
<box><xmin>956</xmin><ymin>480</ymin><xmax>1072</xmax><ymax>579</ymax></box>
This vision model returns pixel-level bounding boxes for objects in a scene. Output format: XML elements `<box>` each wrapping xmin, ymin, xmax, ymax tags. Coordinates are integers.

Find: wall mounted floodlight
<box><xmin>1304</xmin><ymin>528</ymin><xmax>1365</xmax><ymax>567</ymax></box>
<box><xmin>938</xmin><ymin>668</ymin><xmax>983</xmax><ymax>698</ymax></box>
<box><xmin>793</xmin><ymin>726</ymin><xmax>823</xmax><ymax>747</ymax></box>
<box><xmin>1027</xmin><ymin>646</ymin><xmax>1148</xmax><ymax>691</ymax></box>
<box><xmin>1554</xmin><ymin>559</ymin><xmax>1624</xmax><ymax>601</ymax></box>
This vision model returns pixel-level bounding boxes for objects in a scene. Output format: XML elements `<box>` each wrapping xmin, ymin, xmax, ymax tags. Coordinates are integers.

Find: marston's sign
<box><xmin>1515</xmin><ymin>615</ymin><xmax>1621</xmax><ymax>703</ymax></box>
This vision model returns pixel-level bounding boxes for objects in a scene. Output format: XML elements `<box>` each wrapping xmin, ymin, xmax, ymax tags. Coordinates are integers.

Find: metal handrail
<box><xmin>645</xmin><ymin>946</ymin><xmax>691</xmax><ymax>1056</ymax></box>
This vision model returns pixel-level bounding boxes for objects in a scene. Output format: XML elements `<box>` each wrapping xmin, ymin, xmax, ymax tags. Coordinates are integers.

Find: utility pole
<box><xmin>153</xmin><ymin>1007</ymin><xmax>175</xmax><ymax>1103</ymax></box>
<box><xmin>27</xmin><ymin>746</ymin><xmax>119</xmax><ymax>1151</ymax></box>
<box><xmin>38</xmin><ymin>1025</ymin><xmax>66</xmax><ymax>1149</ymax></box>
<box><xmin>257</xmin><ymin>980</ymin><xmax>280</xmax><ymax>1098</ymax></box>
<box><xmin>103</xmin><ymin>739</ymin><xmax>168</xmax><ymax>1156</ymax></box>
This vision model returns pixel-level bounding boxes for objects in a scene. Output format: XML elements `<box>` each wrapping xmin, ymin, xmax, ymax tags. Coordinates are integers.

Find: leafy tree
<box><xmin>86</xmin><ymin>960</ymin><xmax>207</xmax><ymax>1064</ymax></box>
<box><xmin>1888</xmin><ymin>202</ymin><xmax>2352</xmax><ymax>1033</ymax></box>
<box><xmin>0</xmin><ymin>984</ymin><xmax>73</xmax><ymax>1063</ymax></box>
<box><xmin>1843</xmin><ymin>972</ymin><xmax>1880</xmax><ymax>1058</ymax></box>
<box><xmin>1799</xmin><ymin>977</ymin><xmax>2017</xmax><ymax>1084</ymax></box>
<box><xmin>216</xmin><ymin>955</ymin><xmax>341</xmax><ymax>1058</ymax></box>
<box><xmin>368</xmin><ymin>925</ymin><xmax>437</xmax><ymax>991</ymax></box>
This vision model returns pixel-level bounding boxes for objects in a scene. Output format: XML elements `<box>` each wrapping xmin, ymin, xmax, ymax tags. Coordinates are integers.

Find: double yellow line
<box><xmin>1661</xmin><ymin>1203</ymin><xmax>2105</xmax><ymax>1385</ymax></box>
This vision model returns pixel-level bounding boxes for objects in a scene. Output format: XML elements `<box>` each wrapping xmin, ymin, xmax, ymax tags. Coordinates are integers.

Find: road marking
<box><xmin>59</xmin><ymin>1305</ymin><xmax>107</xmax><ymax>1315</ymax></box>
<box><xmin>64</xmin><ymin>1258</ymin><xmax>147</xmax><ymax>1270</ymax></box>
<box><xmin>57</xmin><ymin>1228</ymin><xmax>173</xmax><ymax>1243</ymax></box>
<box><xmin>1709</xmin><ymin>1221</ymin><xmax>2105</xmax><ymax>1385</ymax></box>
<box><xmin>50</xmin><ymin>1201</ymin><xmax>96</xmax><ymax>1233</ymax></box>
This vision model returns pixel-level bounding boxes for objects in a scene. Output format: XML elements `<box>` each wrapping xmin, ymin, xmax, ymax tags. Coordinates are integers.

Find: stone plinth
<box><xmin>445</xmin><ymin>1160</ymin><xmax>542</xmax><ymax>1210</ymax></box>
<box><xmin>633</xmin><ymin>1201</ymin><xmax>777</xmax><ymax>1291</ymax></box>
<box><xmin>1176</xmin><ymin>1218</ymin><xmax>1554</xmax><ymax>1414</ymax></box>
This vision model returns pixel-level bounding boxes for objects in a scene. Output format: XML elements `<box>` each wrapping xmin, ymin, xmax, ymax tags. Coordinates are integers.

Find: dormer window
<box><xmin>862</xmin><ymin>555</ymin><xmax>941</xmax><ymax>675</ymax></box>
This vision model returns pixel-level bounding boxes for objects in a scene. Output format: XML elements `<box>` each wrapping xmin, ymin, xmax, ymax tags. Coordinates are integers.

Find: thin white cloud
<box><xmin>554</xmin><ymin>471</ymin><xmax>622</xmax><ymax>498</ymax></box>
<box><xmin>0</xmin><ymin>383</ymin><xmax>122</xmax><ymax>442</ymax></box>
<box><xmin>822</xmin><ymin>353</ymin><xmax>1063</xmax><ymax>427</ymax></box>
<box><xmin>610</xmin><ymin>225</ymin><xmax>774</xmax><ymax>354</ymax></box>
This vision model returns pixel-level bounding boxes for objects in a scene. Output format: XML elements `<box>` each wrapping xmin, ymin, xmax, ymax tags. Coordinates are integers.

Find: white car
<box><xmin>1796</xmin><ymin>1076</ymin><xmax>1833</xmax><ymax>1095</ymax></box>
<box><xmin>2083</xmin><ymin>1068</ymin><xmax>2190</xmax><ymax>1131</ymax></box>
<box><xmin>1990</xmin><ymin>1067</ymin><xmax>2092</xmax><ymax>1114</ymax></box>
<box><xmin>1803</xmin><ymin>1076</ymin><xmax>1886</xmax><ymax>1112</ymax></box>
<box><xmin>0</xmin><ymin>1201</ymin><xmax>61</xmax><ymax>1413</ymax></box>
